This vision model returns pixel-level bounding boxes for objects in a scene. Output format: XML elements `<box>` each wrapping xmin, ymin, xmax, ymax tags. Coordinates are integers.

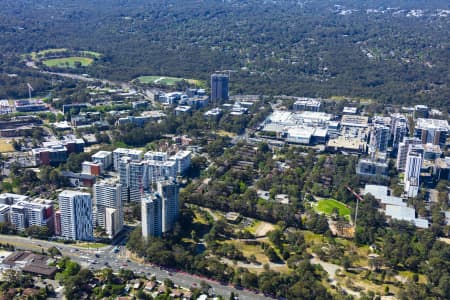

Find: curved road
<box><xmin>0</xmin><ymin>234</ymin><xmax>269</xmax><ymax>300</ymax></box>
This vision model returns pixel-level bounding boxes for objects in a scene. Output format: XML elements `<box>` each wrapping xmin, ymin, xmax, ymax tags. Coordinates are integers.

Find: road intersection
<box><xmin>0</xmin><ymin>234</ymin><xmax>269</xmax><ymax>300</ymax></box>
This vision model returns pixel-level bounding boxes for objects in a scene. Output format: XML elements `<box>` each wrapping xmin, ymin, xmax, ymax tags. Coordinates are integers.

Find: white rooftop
<box><xmin>59</xmin><ymin>190</ymin><xmax>91</xmax><ymax>197</ymax></box>
<box><xmin>413</xmin><ymin>218</ymin><xmax>429</xmax><ymax>229</ymax></box>
<box><xmin>364</xmin><ymin>185</ymin><xmax>406</xmax><ymax>207</ymax></box>
<box><xmin>0</xmin><ymin>193</ymin><xmax>29</xmax><ymax>204</ymax></box>
<box><xmin>416</xmin><ymin>118</ymin><xmax>448</xmax><ymax>131</ymax></box>
<box><xmin>92</xmin><ymin>151</ymin><xmax>112</xmax><ymax>158</ymax></box>
<box><xmin>175</xmin><ymin>106</ymin><xmax>191</xmax><ymax>112</ymax></box>
<box><xmin>172</xmin><ymin>150</ymin><xmax>191</xmax><ymax>159</ymax></box>
<box><xmin>294</xmin><ymin>97</ymin><xmax>321</xmax><ymax>106</ymax></box>
<box><xmin>343</xmin><ymin>107</ymin><xmax>358</xmax><ymax>114</ymax></box>
<box><xmin>385</xmin><ymin>205</ymin><xmax>416</xmax><ymax>220</ymax></box>
<box><xmin>113</xmin><ymin>148</ymin><xmax>143</xmax><ymax>155</ymax></box>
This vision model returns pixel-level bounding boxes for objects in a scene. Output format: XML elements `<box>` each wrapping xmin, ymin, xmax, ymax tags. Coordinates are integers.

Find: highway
<box><xmin>0</xmin><ymin>234</ymin><xmax>270</xmax><ymax>300</ymax></box>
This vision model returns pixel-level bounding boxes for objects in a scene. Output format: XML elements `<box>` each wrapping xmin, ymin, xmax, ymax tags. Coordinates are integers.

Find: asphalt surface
<box><xmin>0</xmin><ymin>234</ymin><xmax>270</xmax><ymax>300</ymax></box>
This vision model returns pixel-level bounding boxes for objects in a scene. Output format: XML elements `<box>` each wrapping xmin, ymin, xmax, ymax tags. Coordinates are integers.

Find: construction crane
<box><xmin>345</xmin><ymin>185</ymin><xmax>364</xmax><ymax>229</ymax></box>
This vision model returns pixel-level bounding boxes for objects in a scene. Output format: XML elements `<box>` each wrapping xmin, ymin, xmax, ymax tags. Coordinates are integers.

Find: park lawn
<box><xmin>226</xmin><ymin>240</ymin><xmax>268</xmax><ymax>264</ymax></box>
<box><xmin>315</xmin><ymin>198</ymin><xmax>351</xmax><ymax>218</ymax></box>
<box><xmin>0</xmin><ymin>140</ymin><xmax>15</xmax><ymax>152</ymax></box>
<box><xmin>43</xmin><ymin>57</ymin><xmax>94</xmax><ymax>68</ymax></box>
<box><xmin>301</xmin><ymin>230</ymin><xmax>327</xmax><ymax>247</ymax></box>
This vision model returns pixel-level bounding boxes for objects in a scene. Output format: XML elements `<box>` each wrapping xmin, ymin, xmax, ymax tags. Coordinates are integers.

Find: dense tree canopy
<box><xmin>0</xmin><ymin>0</ymin><xmax>448</xmax><ymax>106</ymax></box>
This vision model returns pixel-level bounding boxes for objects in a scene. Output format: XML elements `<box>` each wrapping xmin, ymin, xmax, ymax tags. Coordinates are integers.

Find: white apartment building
<box><xmin>119</xmin><ymin>158</ymin><xmax>147</xmax><ymax>202</ymax></box>
<box><xmin>58</xmin><ymin>190</ymin><xmax>93</xmax><ymax>241</ymax></box>
<box><xmin>9</xmin><ymin>201</ymin><xmax>53</xmax><ymax>232</ymax></box>
<box><xmin>390</xmin><ymin>113</ymin><xmax>408</xmax><ymax>150</ymax></box>
<box><xmin>118</xmin><ymin>157</ymin><xmax>178</xmax><ymax>201</ymax></box>
<box><xmin>141</xmin><ymin>180</ymin><xmax>179</xmax><ymax>239</ymax></box>
<box><xmin>147</xmin><ymin>160</ymin><xmax>177</xmax><ymax>183</ymax></box>
<box><xmin>144</xmin><ymin>151</ymin><xmax>168</xmax><ymax>161</ymax></box>
<box><xmin>141</xmin><ymin>194</ymin><xmax>162</xmax><ymax>239</ymax></box>
<box><xmin>105</xmin><ymin>208</ymin><xmax>121</xmax><ymax>239</ymax></box>
<box><xmin>404</xmin><ymin>151</ymin><xmax>423</xmax><ymax>198</ymax></box>
<box><xmin>112</xmin><ymin>148</ymin><xmax>143</xmax><ymax>170</ymax></box>
<box><xmin>0</xmin><ymin>204</ymin><xmax>9</xmax><ymax>223</ymax></box>
<box><xmin>0</xmin><ymin>193</ymin><xmax>29</xmax><ymax>205</ymax></box>
<box><xmin>93</xmin><ymin>181</ymin><xmax>125</xmax><ymax>238</ymax></box>
<box><xmin>169</xmin><ymin>151</ymin><xmax>192</xmax><ymax>175</ymax></box>
<box><xmin>157</xmin><ymin>180</ymin><xmax>179</xmax><ymax>233</ymax></box>
<box><xmin>396</xmin><ymin>137</ymin><xmax>422</xmax><ymax>170</ymax></box>
<box><xmin>91</xmin><ymin>151</ymin><xmax>113</xmax><ymax>170</ymax></box>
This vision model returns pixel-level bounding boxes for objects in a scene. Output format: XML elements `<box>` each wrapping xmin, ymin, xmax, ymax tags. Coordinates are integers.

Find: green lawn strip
<box><xmin>76</xmin><ymin>242</ymin><xmax>109</xmax><ymax>249</ymax></box>
<box><xmin>36</xmin><ymin>48</ymin><xmax>68</xmax><ymax>58</ymax></box>
<box><xmin>79</xmin><ymin>50</ymin><xmax>102</xmax><ymax>58</ymax></box>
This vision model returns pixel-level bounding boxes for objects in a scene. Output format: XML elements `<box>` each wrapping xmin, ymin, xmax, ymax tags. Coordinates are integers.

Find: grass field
<box><xmin>43</xmin><ymin>57</ymin><xmax>94</xmax><ymax>68</ymax></box>
<box><xmin>137</xmin><ymin>75</ymin><xmax>202</xmax><ymax>86</ymax></box>
<box><xmin>315</xmin><ymin>198</ymin><xmax>351</xmax><ymax>218</ymax></box>
<box><xmin>31</xmin><ymin>48</ymin><xmax>68</xmax><ymax>60</ymax></box>
<box><xmin>0</xmin><ymin>140</ymin><xmax>15</xmax><ymax>153</ymax></box>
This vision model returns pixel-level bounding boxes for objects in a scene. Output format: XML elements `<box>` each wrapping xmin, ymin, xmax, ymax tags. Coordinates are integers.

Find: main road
<box><xmin>0</xmin><ymin>234</ymin><xmax>269</xmax><ymax>300</ymax></box>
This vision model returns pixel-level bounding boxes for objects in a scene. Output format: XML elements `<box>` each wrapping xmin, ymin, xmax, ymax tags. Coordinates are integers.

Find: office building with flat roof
<box><xmin>293</xmin><ymin>98</ymin><xmax>321</xmax><ymax>112</ymax></box>
<box><xmin>356</xmin><ymin>158</ymin><xmax>389</xmax><ymax>179</ymax></box>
